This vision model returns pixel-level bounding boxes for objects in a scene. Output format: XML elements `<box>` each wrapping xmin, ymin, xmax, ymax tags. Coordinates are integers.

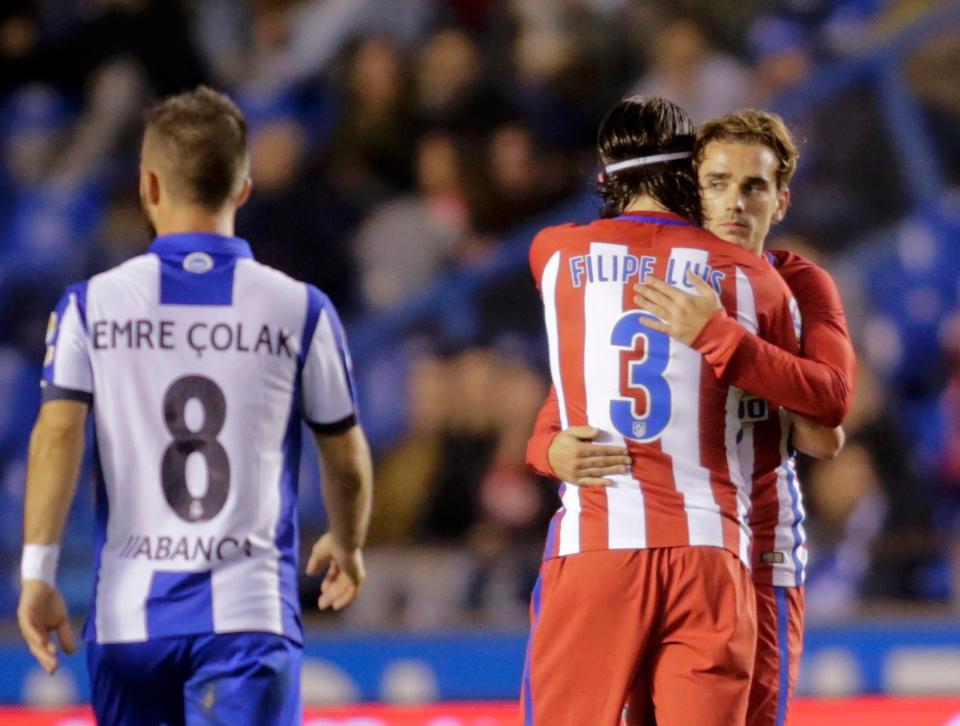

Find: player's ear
<box><xmin>773</xmin><ymin>186</ymin><xmax>790</xmax><ymax>223</ymax></box>
<box><xmin>235</xmin><ymin>176</ymin><xmax>253</xmax><ymax>210</ymax></box>
<box><xmin>141</xmin><ymin>167</ymin><xmax>161</xmax><ymax>207</ymax></box>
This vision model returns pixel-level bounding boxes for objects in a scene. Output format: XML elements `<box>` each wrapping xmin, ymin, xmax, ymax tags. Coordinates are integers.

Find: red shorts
<box><xmin>747</xmin><ymin>585</ymin><xmax>804</xmax><ymax>726</ymax></box>
<box><xmin>520</xmin><ymin>547</ymin><xmax>757</xmax><ymax>726</ymax></box>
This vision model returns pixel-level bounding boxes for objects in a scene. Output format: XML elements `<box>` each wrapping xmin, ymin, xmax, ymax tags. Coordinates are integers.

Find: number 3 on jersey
<box><xmin>609</xmin><ymin>311</ymin><xmax>672</xmax><ymax>441</ymax></box>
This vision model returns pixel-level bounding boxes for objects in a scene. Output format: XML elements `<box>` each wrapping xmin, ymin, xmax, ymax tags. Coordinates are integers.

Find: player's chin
<box><xmin>714</xmin><ymin>230</ymin><xmax>749</xmax><ymax>247</ymax></box>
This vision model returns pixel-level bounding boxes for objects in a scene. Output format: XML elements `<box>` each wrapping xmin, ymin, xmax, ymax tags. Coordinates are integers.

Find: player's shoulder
<box><xmin>767</xmin><ymin>248</ymin><xmax>837</xmax><ymax>288</ymax></box>
<box><xmin>237</xmin><ymin>258</ymin><xmax>337</xmax><ymax>314</ymax></box>
<box><xmin>768</xmin><ymin>249</ymin><xmax>843</xmax><ymax>309</ymax></box>
<box><xmin>531</xmin><ymin>221</ymin><xmax>586</xmax><ymax>249</ymax></box>
<box><xmin>64</xmin><ymin>253</ymin><xmax>156</xmax><ymax>302</ymax></box>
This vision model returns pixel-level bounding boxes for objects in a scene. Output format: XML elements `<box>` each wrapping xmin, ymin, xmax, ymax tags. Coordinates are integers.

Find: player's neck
<box><xmin>152</xmin><ymin>206</ymin><xmax>236</xmax><ymax>238</ymax></box>
<box><xmin>623</xmin><ymin>195</ymin><xmax>673</xmax><ymax>215</ymax></box>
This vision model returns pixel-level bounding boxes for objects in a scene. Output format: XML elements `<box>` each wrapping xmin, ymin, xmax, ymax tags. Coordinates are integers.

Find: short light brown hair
<box><xmin>696</xmin><ymin>109</ymin><xmax>799</xmax><ymax>189</ymax></box>
<box><xmin>144</xmin><ymin>86</ymin><xmax>248</xmax><ymax>209</ymax></box>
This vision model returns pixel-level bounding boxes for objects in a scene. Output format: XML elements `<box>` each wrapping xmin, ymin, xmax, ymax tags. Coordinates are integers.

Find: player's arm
<box><xmin>306</xmin><ymin>424</ymin><xmax>373</xmax><ymax>611</ymax></box>
<box><xmin>635</xmin><ymin>271</ymin><xmax>853</xmax><ymax>428</ymax></box>
<box><xmin>526</xmin><ymin>387</ymin><xmax>630</xmax><ymax>485</ymax></box>
<box><xmin>300</xmin><ymin>288</ymin><xmax>373</xmax><ymax>611</ymax></box>
<box><xmin>790</xmin><ymin>414</ymin><xmax>845</xmax><ymax>459</ymax></box>
<box><xmin>18</xmin><ymin>400</ymin><xmax>86</xmax><ymax>674</ymax></box>
<box><xmin>19</xmin><ymin>288</ymin><xmax>91</xmax><ymax>674</ymax></box>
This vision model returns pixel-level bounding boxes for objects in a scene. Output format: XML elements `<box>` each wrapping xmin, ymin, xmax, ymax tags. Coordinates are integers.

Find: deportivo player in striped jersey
<box><xmin>17</xmin><ymin>87</ymin><xmax>373</xmax><ymax>725</ymax></box>
<box><xmin>528</xmin><ymin>110</ymin><xmax>856</xmax><ymax>726</ymax></box>
<box><xmin>521</xmin><ymin>96</ymin><xmax>803</xmax><ymax>725</ymax></box>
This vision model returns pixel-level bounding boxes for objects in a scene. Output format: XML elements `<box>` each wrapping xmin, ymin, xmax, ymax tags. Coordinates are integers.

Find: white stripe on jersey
<box><xmin>583</xmin><ymin>243</ymin><xmax>645</xmax><ymax>549</ymax></box>
<box><xmin>49</xmin><ymin>292</ymin><xmax>92</xmax><ymax>394</ymax></box>
<box><xmin>541</xmin><ymin>252</ymin><xmax>582</xmax><ymax>556</ymax></box>
<box><xmin>659</xmin><ymin>248</ymin><xmax>724</xmax><ymax>548</ymax></box>
<box><xmin>773</xmin><ymin>407</ymin><xmax>808</xmax><ymax>587</ymax></box>
<box><xmin>730</xmin><ymin>266</ymin><xmax>760</xmax><ymax>564</ymax></box>
<box><xmin>542</xmin><ymin>251</ymin><xmax>567</xmax><ymax>431</ymax></box>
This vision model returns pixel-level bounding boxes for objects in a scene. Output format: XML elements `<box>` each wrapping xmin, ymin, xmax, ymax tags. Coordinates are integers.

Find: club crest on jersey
<box><xmin>632</xmin><ymin>421</ymin><xmax>647</xmax><ymax>438</ymax></box>
<box><xmin>183</xmin><ymin>252</ymin><xmax>215</xmax><ymax>274</ymax></box>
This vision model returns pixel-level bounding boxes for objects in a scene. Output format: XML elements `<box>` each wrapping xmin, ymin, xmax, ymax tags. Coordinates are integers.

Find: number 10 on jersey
<box><xmin>609</xmin><ymin>311</ymin><xmax>672</xmax><ymax>442</ymax></box>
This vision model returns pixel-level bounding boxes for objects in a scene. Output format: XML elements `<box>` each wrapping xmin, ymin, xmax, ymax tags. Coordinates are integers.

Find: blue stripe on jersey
<box><xmin>775</xmin><ymin>586</ymin><xmax>791</xmax><ymax>726</ymax></box>
<box><xmin>522</xmin><ymin>575</ymin><xmax>544</xmax><ymax>725</ymax></box>
<box><xmin>145</xmin><ymin>571</ymin><xmax>214</xmax><ymax>638</ymax></box>
<box><xmin>317</xmin><ymin>294</ymin><xmax>359</xmax><ymax>407</ymax></box>
<box><xmin>784</xmin><ymin>459</ymin><xmax>806</xmax><ymax>586</ymax></box>
<box><xmin>300</xmin><ymin>286</ymin><xmax>325</xmax><ymax>370</ymax></box>
<box><xmin>543</xmin><ymin>484</ymin><xmax>564</xmax><ymax>559</ymax></box>
<box><xmin>69</xmin><ymin>281</ymin><xmax>89</xmax><ymax>330</ymax></box>
<box><xmin>43</xmin><ymin>289</ymin><xmax>74</xmax><ymax>384</ymax></box>
<box><xmin>277</xmin><ymin>384</ymin><xmax>304</xmax><ymax>644</ymax></box>
<box><xmin>150</xmin><ymin>233</ymin><xmax>254</xmax><ymax>306</ymax></box>
<box><xmin>614</xmin><ymin>213</ymin><xmax>695</xmax><ymax>227</ymax></box>
<box><xmin>83</xmin><ymin>424</ymin><xmax>109</xmax><ymax>642</ymax></box>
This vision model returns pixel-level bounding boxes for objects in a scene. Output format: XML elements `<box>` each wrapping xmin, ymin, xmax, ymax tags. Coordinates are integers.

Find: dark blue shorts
<box><xmin>87</xmin><ymin>631</ymin><xmax>302</xmax><ymax>726</ymax></box>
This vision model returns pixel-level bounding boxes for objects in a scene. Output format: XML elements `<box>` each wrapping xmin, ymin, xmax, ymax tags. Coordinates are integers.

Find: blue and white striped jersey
<box><xmin>42</xmin><ymin>232</ymin><xmax>357</xmax><ymax>645</ymax></box>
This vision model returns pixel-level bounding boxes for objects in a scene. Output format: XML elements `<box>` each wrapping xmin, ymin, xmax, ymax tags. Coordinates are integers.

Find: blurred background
<box><xmin>1</xmin><ymin>0</ymin><xmax>960</xmax><ymax>723</ymax></box>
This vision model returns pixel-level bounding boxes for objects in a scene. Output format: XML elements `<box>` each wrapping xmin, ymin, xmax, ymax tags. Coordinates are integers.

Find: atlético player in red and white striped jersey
<box><xmin>520</xmin><ymin>97</ymin><xmax>803</xmax><ymax>726</ymax></box>
<box><xmin>527</xmin><ymin>110</ymin><xmax>856</xmax><ymax>726</ymax></box>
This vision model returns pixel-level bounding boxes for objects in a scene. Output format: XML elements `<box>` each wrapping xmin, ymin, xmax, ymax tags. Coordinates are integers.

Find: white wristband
<box><xmin>21</xmin><ymin>544</ymin><xmax>60</xmax><ymax>586</ymax></box>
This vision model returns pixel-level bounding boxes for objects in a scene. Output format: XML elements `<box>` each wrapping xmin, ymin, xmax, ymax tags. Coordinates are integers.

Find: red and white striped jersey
<box><xmin>736</xmin><ymin>250</ymin><xmax>855</xmax><ymax>586</ymax></box>
<box><xmin>530</xmin><ymin>212</ymin><xmax>800</xmax><ymax>566</ymax></box>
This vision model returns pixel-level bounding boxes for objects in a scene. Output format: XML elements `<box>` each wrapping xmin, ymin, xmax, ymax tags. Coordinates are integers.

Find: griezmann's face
<box><xmin>698</xmin><ymin>140</ymin><xmax>789</xmax><ymax>255</ymax></box>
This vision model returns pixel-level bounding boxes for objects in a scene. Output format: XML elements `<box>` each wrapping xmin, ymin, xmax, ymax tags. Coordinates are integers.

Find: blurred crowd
<box><xmin>1</xmin><ymin>0</ymin><xmax>960</xmax><ymax>629</ymax></box>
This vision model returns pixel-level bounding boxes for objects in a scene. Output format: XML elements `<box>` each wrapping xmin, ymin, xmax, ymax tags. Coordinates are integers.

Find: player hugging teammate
<box><xmin>523</xmin><ymin>97</ymin><xmax>854</xmax><ymax>725</ymax></box>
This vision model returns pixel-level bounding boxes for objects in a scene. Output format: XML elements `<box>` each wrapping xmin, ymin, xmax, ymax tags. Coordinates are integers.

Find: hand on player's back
<box><xmin>633</xmin><ymin>270</ymin><xmax>723</xmax><ymax>346</ymax></box>
<box><xmin>548</xmin><ymin>426</ymin><xmax>631</xmax><ymax>486</ymax></box>
<box><xmin>17</xmin><ymin>579</ymin><xmax>76</xmax><ymax>674</ymax></box>
<box><xmin>305</xmin><ymin>533</ymin><xmax>365</xmax><ymax>611</ymax></box>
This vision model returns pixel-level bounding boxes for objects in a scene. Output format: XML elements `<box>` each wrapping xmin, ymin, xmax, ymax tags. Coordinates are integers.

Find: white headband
<box><xmin>603</xmin><ymin>151</ymin><xmax>693</xmax><ymax>174</ymax></box>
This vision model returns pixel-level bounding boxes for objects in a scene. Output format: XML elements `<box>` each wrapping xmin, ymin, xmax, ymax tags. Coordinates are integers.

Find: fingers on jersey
<box><xmin>565</xmin><ymin>426</ymin><xmax>602</xmax><ymax>441</ymax></box>
<box><xmin>633</xmin><ymin>278</ymin><xmax>681</xmax><ymax>316</ymax></box>
<box><xmin>685</xmin><ymin>267</ymin><xmax>716</xmax><ymax>294</ymax></box>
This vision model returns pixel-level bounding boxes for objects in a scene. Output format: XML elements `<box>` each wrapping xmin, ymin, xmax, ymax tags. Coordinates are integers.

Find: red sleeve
<box><xmin>526</xmin><ymin>386</ymin><xmax>561</xmax><ymax>478</ymax></box>
<box><xmin>692</xmin><ymin>255</ymin><xmax>855</xmax><ymax>428</ymax></box>
<box><xmin>529</xmin><ymin>227</ymin><xmax>559</xmax><ymax>291</ymax></box>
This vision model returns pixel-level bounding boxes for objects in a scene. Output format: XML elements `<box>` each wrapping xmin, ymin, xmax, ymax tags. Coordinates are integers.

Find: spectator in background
<box><xmin>353</xmin><ymin>131</ymin><xmax>471</xmax><ymax>311</ymax></box>
<box><xmin>238</xmin><ymin>112</ymin><xmax>360</xmax><ymax>312</ymax></box>
<box><xmin>631</xmin><ymin>17</ymin><xmax>751</xmax><ymax>124</ymax></box>
<box><xmin>326</xmin><ymin>35</ymin><xmax>419</xmax><ymax>207</ymax></box>
<box><xmin>414</xmin><ymin>28</ymin><xmax>513</xmax><ymax>135</ymax></box>
<box><xmin>471</xmin><ymin>121</ymin><xmax>574</xmax><ymax>236</ymax></box>
<box><xmin>804</xmin><ymin>359</ymin><xmax>940</xmax><ymax>615</ymax></box>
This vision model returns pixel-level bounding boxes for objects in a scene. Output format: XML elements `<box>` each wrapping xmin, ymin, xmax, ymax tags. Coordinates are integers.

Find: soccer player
<box><xmin>528</xmin><ymin>110</ymin><xmax>856</xmax><ymax>726</ymax></box>
<box><xmin>17</xmin><ymin>86</ymin><xmax>373</xmax><ymax>726</ymax></box>
<box><xmin>520</xmin><ymin>96</ymin><xmax>802</xmax><ymax>726</ymax></box>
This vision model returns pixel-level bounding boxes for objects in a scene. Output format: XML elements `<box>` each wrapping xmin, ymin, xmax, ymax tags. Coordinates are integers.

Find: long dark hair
<box><xmin>596</xmin><ymin>96</ymin><xmax>701</xmax><ymax>224</ymax></box>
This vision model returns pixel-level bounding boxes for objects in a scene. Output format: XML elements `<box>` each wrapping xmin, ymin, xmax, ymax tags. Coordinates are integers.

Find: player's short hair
<box><xmin>696</xmin><ymin>109</ymin><xmax>799</xmax><ymax>189</ymax></box>
<box><xmin>144</xmin><ymin>86</ymin><xmax>248</xmax><ymax>210</ymax></box>
<box><xmin>596</xmin><ymin>96</ymin><xmax>701</xmax><ymax>223</ymax></box>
